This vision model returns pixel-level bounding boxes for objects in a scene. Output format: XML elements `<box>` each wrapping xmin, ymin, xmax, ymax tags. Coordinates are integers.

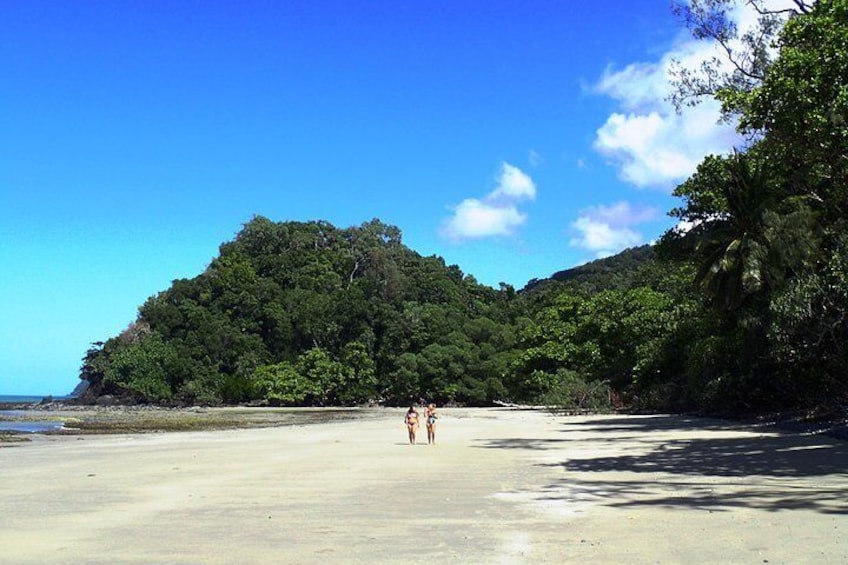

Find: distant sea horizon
<box><xmin>0</xmin><ymin>394</ymin><xmax>68</xmax><ymax>404</ymax></box>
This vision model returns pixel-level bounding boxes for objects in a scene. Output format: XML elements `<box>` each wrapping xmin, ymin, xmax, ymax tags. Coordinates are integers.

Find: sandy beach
<box><xmin>2</xmin><ymin>408</ymin><xmax>847</xmax><ymax>564</ymax></box>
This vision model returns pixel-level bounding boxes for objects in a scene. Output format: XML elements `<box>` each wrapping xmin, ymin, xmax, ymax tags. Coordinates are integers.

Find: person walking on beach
<box><xmin>404</xmin><ymin>406</ymin><xmax>419</xmax><ymax>445</ymax></box>
<box><xmin>424</xmin><ymin>403</ymin><xmax>438</xmax><ymax>445</ymax></box>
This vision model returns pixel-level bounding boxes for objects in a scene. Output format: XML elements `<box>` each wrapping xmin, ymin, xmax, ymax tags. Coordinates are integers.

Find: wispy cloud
<box><xmin>588</xmin><ymin>1</ymin><xmax>790</xmax><ymax>188</ymax></box>
<box><xmin>593</xmin><ymin>61</ymin><xmax>738</xmax><ymax>188</ymax></box>
<box><xmin>442</xmin><ymin>162</ymin><xmax>536</xmax><ymax>240</ymax></box>
<box><xmin>528</xmin><ymin>149</ymin><xmax>543</xmax><ymax>167</ymax></box>
<box><xmin>570</xmin><ymin>201</ymin><xmax>658</xmax><ymax>257</ymax></box>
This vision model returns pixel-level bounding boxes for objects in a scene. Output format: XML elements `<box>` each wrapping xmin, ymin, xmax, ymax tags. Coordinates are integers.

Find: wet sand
<box><xmin>1</xmin><ymin>409</ymin><xmax>846</xmax><ymax>564</ymax></box>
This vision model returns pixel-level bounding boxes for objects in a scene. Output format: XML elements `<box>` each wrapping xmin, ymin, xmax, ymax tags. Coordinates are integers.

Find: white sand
<box><xmin>1</xmin><ymin>408</ymin><xmax>847</xmax><ymax>564</ymax></box>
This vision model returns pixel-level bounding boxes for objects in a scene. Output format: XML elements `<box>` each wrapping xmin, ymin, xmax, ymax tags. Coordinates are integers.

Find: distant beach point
<box><xmin>1</xmin><ymin>408</ymin><xmax>847</xmax><ymax>563</ymax></box>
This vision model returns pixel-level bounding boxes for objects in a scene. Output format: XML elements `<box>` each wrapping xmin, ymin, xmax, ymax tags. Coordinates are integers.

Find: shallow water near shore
<box><xmin>0</xmin><ymin>410</ymin><xmax>66</xmax><ymax>433</ymax></box>
<box><xmin>0</xmin><ymin>420</ymin><xmax>65</xmax><ymax>433</ymax></box>
<box><xmin>0</xmin><ymin>406</ymin><xmax>387</xmax><ymax>436</ymax></box>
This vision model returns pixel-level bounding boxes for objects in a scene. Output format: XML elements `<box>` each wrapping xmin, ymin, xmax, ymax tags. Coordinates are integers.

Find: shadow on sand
<box><xmin>475</xmin><ymin>415</ymin><xmax>848</xmax><ymax>515</ymax></box>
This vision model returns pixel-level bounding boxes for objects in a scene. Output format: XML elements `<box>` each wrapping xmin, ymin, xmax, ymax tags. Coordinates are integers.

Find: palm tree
<box><xmin>685</xmin><ymin>152</ymin><xmax>817</xmax><ymax>311</ymax></box>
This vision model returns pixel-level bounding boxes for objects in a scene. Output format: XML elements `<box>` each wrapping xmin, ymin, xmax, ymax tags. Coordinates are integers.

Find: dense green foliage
<box><xmin>79</xmin><ymin>221</ymin><xmax>697</xmax><ymax>410</ymax></box>
<box><xmin>658</xmin><ymin>0</ymin><xmax>848</xmax><ymax>413</ymax></box>
<box><xmin>82</xmin><ymin>218</ymin><xmax>528</xmax><ymax>406</ymax></box>
<box><xmin>80</xmin><ymin>1</ymin><xmax>848</xmax><ymax>415</ymax></box>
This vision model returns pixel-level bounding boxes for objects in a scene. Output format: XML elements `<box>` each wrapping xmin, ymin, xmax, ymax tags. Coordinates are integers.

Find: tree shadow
<box><xmin>556</xmin><ymin>433</ymin><xmax>848</xmax><ymax>477</ymax></box>
<box><xmin>479</xmin><ymin>437</ymin><xmax>578</xmax><ymax>451</ymax></box>
<box><xmin>475</xmin><ymin>415</ymin><xmax>848</xmax><ymax>515</ymax></box>
<box><xmin>477</xmin><ymin>416</ymin><xmax>747</xmax><ymax>452</ymax></box>
<box><xmin>560</xmin><ymin>414</ymin><xmax>759</xmax><ymax>434</ymax></box>
<box><xmin>532</xmin><ymin>477</ymin><xmax>848</xmax><ymax>515</ymax></box>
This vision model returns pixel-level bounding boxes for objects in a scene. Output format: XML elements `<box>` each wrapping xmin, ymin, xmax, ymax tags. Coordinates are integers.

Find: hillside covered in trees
<box><xmin>80</xmin><ymin>0</ymin><xmax>848</xmax><ymax>416</ymax></box>
<box><xmin>80</xmin><ymin>218</ymin><xmax>528</xmax><ymax>407</ymax></box>
<box><xmin>78</xmin><ymin>216</ymin><xmax>689</xmax><ymax>409</ymax></box>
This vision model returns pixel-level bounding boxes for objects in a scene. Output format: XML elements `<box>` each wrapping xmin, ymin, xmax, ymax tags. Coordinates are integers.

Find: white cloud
<box><xmin>588</xmin><ymin>1</ymin><xmax>800</xmax><ymax>188</ymax></box>
<box><xmin>595</xmin><ymin>62</ymin><xmax>669</xmax><ymax>111</ymax></box>
<box><xmin>442</xmin><ymin>198</ymin><xmax>526</xmax><ymax>239</ymax></box>
<box><xmin>491</xmin><ymin>162</ymin><xmax>537</xmax><ymax>201</ymax></box>
<box><xmin>569</xmin><ymin>201</ymin><xmax>658</xmax><ymax>257</ymax></box>
<box><xmin>674</xmin><ymin>219</ymin><xmax>697</xmax><ymax>235</ymax></box>
<box><xmin>586</xmin><ymin>201</ymin><xmax>658</xmax><ymax>226</ymax></box>
<box><xmin>594</xmin><ymin>63</ymin><xmax>739</xmax><ymax>188</ymax></box>
<box><xmin>442</xmin><ymin>162</ymin><xmax>536</xmax><ymax>241</ymax></box>
<box><xmin>570</xmin><ymin>218</ymin><xmax>642</xmax><ymax>256</ymax></box>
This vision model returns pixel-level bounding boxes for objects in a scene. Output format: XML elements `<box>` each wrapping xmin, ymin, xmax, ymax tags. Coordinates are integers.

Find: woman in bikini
<box><xmin>424</xmin><ymin>403</ymin><xmax>438</xmax><ymax>444</ymax></box>
<box><xmin>404</xmin><ymin>406</ymin><xmax>419</xmax><ymax>445</ymax></box>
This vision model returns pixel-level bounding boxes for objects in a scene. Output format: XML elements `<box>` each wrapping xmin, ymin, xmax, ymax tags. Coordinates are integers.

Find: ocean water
<box><xmin>0</xmin><ymin>394</ymin><xmax>72</xmax><ymax>404</ymax></box>
<box><xmin>0</xmin><ymin>395</ymin><xmax>46</xmax><ymax>404</ymax></box>
<box><xmin>0</xmin><ymin>395</ymin><xmax>66</xmax><ymax>433</ymax></box>
<box><xmin>0</xmin><ymin>420</ymin><xmax>65</xmax><ymax>433</ymax></box>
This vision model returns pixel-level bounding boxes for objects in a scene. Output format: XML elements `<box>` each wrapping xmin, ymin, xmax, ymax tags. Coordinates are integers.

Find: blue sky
<box><xmin>1</xmin><ymin>1</ymin><xmax>745</xmax><ymax>395</ymax></box>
